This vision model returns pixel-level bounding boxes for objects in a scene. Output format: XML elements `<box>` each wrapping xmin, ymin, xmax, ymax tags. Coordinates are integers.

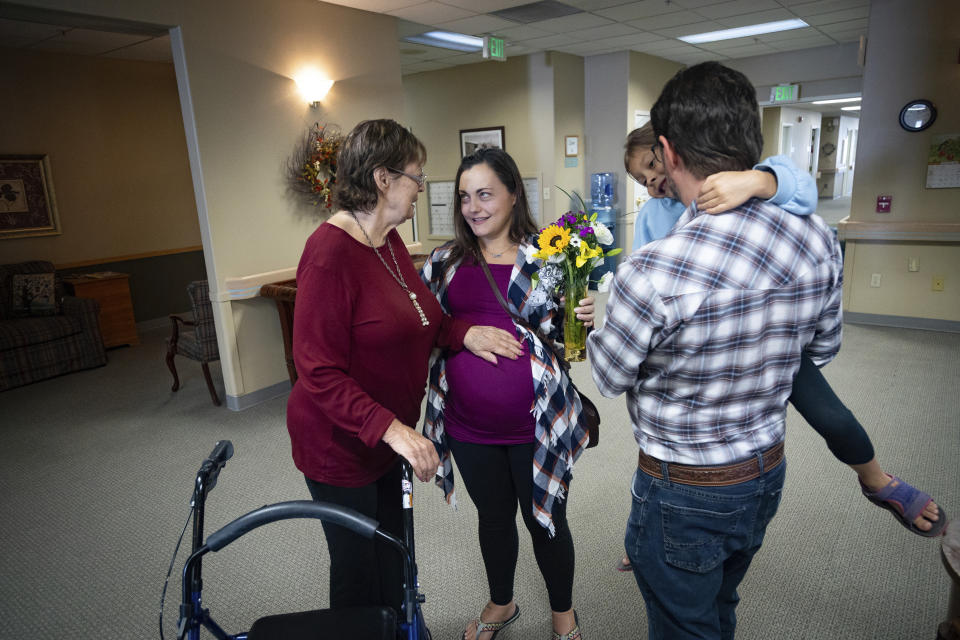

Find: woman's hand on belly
<box><xmin>464</xmin><ymin>325</ymin><xmax>524</xmax><ymax>364</ymax></box>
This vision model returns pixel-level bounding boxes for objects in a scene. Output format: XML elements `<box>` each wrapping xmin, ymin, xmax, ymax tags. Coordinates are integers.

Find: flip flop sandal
<box><xmin>552</xmin><ymin>610</ymin><xmax>582</xmax><ymax>640</ymax></box>
<box><xmin>461</xmin><ymin>604</ymin><xmax>521</xmax><ymax>640</ymax></box>
<box><xmin>860</xmin><ymin>475</ymin><xmax>949</xmax><ymax>537</ymax></box>
<box><xmin>615</xmin><ymin>557</ymin><xmax>632</xmax><ymax>572</ymax></box>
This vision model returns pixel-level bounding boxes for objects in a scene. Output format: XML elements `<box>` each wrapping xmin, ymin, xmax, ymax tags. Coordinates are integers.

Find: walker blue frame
<box><xmin>174</xmin><ymin>442</ymin><xmax>431</xmax><ymax>640</ymax></box>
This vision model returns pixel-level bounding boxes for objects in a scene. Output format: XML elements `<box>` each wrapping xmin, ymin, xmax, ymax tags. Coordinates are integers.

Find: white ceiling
<box><xmin>0</xmin><ymin>0</ymin><xmax>870</xmax><ymax>77</ymax></box>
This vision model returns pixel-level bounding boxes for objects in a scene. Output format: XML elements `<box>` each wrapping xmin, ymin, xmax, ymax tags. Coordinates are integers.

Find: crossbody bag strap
<box><xmin>477</xmin><ymin>255</ymin><xmax>515</xmax><ymax>320</ymax></box>
<box><xmin>477</xmin><ymin>255</ymin><xmax>571</xmax><ymax>374</ymax></box>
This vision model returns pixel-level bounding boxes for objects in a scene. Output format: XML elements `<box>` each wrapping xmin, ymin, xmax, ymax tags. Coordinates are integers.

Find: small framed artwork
<box><xmin>0</xmin><ymin>155</ymin><xmax>61</xmax><ymax>240</ymax></box>
<box><xmin>460</xmin><ymin>126</ymin><xmax>505</xmax><ymax>158</ymax></box>
<box><xmin>565</xmin><ymin>135</ymin><xmax>579</xmax><ymax>157</ymax></box>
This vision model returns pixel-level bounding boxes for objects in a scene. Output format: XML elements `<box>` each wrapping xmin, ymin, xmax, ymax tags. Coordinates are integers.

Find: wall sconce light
<box><xmin>295</xmin><ymin>69</ymin><xmax>334</xmax><ymax>108</ymax></box>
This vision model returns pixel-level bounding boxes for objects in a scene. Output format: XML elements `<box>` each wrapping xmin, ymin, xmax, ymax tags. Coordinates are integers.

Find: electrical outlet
<box><xmin>870</xmin><ymin>273</ymin><xmax>882</xmax><ymax>288</ymax></box>
<box><xmin>543</xmin><ymin>187</ymin><xmax>550</xmax><ymax>201</ymax></box>
<box><xmin>908</xmin><ymin>257</ymin><xmax>919</xmax><ymax>272</ymax></box>
<box><xmin>932</xmin><ymin>276</ymin><xmax>945</xmax><ymax>292</ymax></box>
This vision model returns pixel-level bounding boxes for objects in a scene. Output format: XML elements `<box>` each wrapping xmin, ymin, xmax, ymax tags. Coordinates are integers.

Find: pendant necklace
<box><xmin>351</xmin><ymin>212</ymin><xmax>429</xmax><ymax>326</ymax></box>
<box><xmin>483</xmin><ymin>242</ymin><xmax>516</xmax><ymax>259</ymax></box>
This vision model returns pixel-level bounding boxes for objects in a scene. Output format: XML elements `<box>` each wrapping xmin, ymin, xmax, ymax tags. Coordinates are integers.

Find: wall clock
<box><xmin>899</xmin><ymin>99</ymin><xmax>937</xmax><ymax>132</ymax></box>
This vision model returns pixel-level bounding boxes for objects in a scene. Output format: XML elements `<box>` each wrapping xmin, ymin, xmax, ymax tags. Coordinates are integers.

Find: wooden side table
<box><xmin>63</xmin><ymin>272</ymin><xmax>139</xmax><ymax>348</ymax></box>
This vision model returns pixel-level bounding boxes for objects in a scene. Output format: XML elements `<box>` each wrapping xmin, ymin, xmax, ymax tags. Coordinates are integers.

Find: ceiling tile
<box><xmin>754</xmin><ymin>26</ymin><xmax>819</xmax><ymax>42</ymax></box>
<box><xmin>656</xmin><ymin>20</ymin><xmax>727</xmax><ymax>37</ymax></box>
<box><xmin>402</xmin><ymin>59</ymin><xmax>456</xmax><ymax>73</ymax></box>
<box><xmin>560</xmin><ymin>0</ymin><xmax>640</xmax><ymax>10</ymax></box>
<box><xmin>570</xmin><ymin>22</ymin><xmax>641</xmax><ymax>40</ymax></box>
<box><xmin>589</xmin><ymin>31</ymin><xmax>668</xmax><ymax>49</ymax></box>
<box><xmin>627</xmin><ymin>11</ymin><xmax>712</xmax><ymax>31</ymax></box>
<box><xmin>103</xmin><ymin>36</ymin><xmax>172</xmax><ymax>62</ymax></box>
<box><xmin>707</xmin><ymin>41</ymin><xmax>777</xmax><ymax>57</ymax></box>
<box><xmin>766</xmin><ymin>35</ymin><xmax>835</xmax><ymax>51</ymax></box>
<box><xmin>786</xmin><ymin>0</ymin><xmax>869</xmax><ymax>16</ymax></box>
<box><xmin>396</xmin><ymin>19</ymin><xmax>435</xmax><ymax>36</ymax></box>
<box><xmin>398</xmin><ymin>42</ymin><xmax>458</xmax><ymax>59</ymax></box>
<box><xmin>327</xmin><ymin>0</ymin><xmax>424</xmax><ymax>11</ymax></box>
<box><xmin>387</xmin><ymin>2</ymin><xmax>476</xmax><ymax>24</ymax></box>
<box><xmin>438</xmin><ymin>0</ymin><xmax>534</xmax><ymax>10</ymax></box>
<box><xmin>527</xmin><ymin>13</ymin><xmax>613</xmax><ymax>33</ymax></box>
<box><xmin>595</xmin><ymin>3</ymin><xmax>687</xmax><ymax>22</ymax></box>
<box><xmin>0</xmin><ymin>18</ymin><xmax>66</xmax><ymax>43</ymax></box>
<box><xmin>435</xmin><ymin>14</ymin><xmax>518</xmax><ymax>34</ymax></box>
<box><xmin>493</xmin><ymin>24</ymin><xmax>553</xmax><ymax>40</ymax></box>
<box><xmin>802</xmin><ymin>6</ymin><xmax>870</xmax><ymax>26</ymax></box>
<box><xmin>632</xmin><ymin>40</ymin><xmax>706</xmax><ymax>55</ymax></box>
<box><xmin>670</xmin><ymin>0</ymin><xmax>742</xmax><ymax>8</ymax></box>
<box><xmin>817</xmin><ymin>18</ymin><xmax>868</xmax><ymax>35</ymax></box>
<box><xmin>692</xmin><ymin>0</ymin><xmax>780</xmax><ymax>20</ymax></box>
<box><xmin>520</xmin><ymin>32</ymin><xmax>577</xmax><ymax>48</ymax></box>
<box><xmin>714</xmin><ymin>8</ymin><xmax>796</xmax><ymax>28</ymax></box>
<box><xmin>819</xmin><ymin>28</ymin><xmax>865</xmax><ymax>43</ymax></box>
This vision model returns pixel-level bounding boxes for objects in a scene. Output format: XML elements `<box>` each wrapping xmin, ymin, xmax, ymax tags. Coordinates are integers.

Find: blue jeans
<box><xmin>625</xmin><ymin>456</ymin><xmax>786</xmax><ymax>640</ymax></box>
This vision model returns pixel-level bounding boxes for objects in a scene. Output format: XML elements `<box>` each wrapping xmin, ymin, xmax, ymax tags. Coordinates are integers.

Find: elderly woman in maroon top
<box><xmin>286</xmin><ymin>119</ymin><xmax>523</xmax><ymax>615</ymax></box>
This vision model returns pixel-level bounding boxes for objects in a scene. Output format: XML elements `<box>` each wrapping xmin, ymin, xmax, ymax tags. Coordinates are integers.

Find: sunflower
<box><xmin>537</xmin><ymin>224</ymin><xmax>571</xmax><ymax>256</ymax></box>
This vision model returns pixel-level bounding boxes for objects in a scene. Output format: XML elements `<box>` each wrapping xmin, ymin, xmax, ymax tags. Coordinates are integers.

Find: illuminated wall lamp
<box><xmin>295</xmin><ymin>70</ymin><xmax>334</xmax><ymax>108</ymax></box>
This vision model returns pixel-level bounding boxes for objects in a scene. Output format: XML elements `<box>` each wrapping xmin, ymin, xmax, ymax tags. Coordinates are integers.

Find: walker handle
<box><xmin>205</xmin><ymin>500</ymin><xmax>379</xmax><ymax>551</ymax></box>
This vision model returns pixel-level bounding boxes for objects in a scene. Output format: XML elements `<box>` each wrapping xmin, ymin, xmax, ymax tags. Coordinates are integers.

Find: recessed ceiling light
<box><xmin>402</xmin><ymin>31</ymin><xmax>483</xmax><ymax>52</ymax></box>
<box><xmin>812</xmin><ymin>97</ymin><xmax>862</xmax><ymax>105</ymax></box>
<box><xmin>678</xmin><ymin>19</ymin><xmax>808</xmax><ymax>44</ymax></box>
<box><xmin>841</xmin><ymin>106</ymin><xmax>861</xmax><ymax>111</ymax></box>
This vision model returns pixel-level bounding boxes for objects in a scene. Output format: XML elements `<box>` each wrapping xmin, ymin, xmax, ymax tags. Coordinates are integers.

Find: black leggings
<box><xmin>304</xmin><ymin>461</ymin><xmax>404</xmax><ymax>614</ymax></box>
<box><xmin>448</xmin><ymin>436</ymin><xmax>575</xmax><ymax>613</ymax></box>
<box><xmin>789</xmin><ymin>353</ymin><xmax>875</xmax><ymax>465</ymax></box>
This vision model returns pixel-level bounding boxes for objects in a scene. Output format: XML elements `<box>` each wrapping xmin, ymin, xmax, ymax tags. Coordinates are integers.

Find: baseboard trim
<box><xmin>226</xmin><ymin>379</ymin><xmax>292</xmax><ymax>411</ymax></box>
<box><xmin>845</xmin><ymin>312</ymin><xmax>960</xmax><ymax>333</ymax></box>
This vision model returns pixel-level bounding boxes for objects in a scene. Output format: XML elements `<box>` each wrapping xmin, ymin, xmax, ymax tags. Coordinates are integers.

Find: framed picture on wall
<box><xmin>0</xmin><ymin>155</ymin><xmax>61</xmax><ymax>240</ymax></box>
<box><xmin>460</xmin><ymin>127</ymin><xmax>505</xmax><ymax>158</ymax></box>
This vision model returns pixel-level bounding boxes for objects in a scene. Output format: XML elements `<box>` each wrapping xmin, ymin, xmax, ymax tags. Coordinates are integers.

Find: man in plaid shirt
<box><xmin>587</xmin><ymin>61</ymin><xmax>843</xmax><ymax>640</ymax></box>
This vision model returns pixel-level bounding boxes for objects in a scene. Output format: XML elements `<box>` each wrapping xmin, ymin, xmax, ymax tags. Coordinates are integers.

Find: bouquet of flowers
<box><xmin>526</xmin><ymin>209</ymin><xmax>621</xmax><ymax>361</ymax></box>
<box><xmin>287</xmin><ymin>123</ymin><xmax>343</xmax><ymax>211</ymax></box>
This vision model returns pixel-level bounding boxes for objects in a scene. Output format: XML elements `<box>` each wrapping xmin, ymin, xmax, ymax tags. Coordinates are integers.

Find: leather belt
<box><xmin>638</xmin><ymin>441</ymin><xmax>785</xmax><ymax>487</ymax></box>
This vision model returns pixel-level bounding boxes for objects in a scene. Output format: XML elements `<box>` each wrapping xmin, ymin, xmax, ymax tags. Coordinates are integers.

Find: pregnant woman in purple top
<box><xmin>421</xmin><ymin>148</ymin><xmax>594</xmax><ymax>640</ymax></box>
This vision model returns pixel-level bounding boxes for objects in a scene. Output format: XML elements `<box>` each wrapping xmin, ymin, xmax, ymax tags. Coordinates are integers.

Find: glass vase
<box><xmin>563</xmin><ymin>262</ymin><xmax>588</xmax><ymax>363</ymax></box>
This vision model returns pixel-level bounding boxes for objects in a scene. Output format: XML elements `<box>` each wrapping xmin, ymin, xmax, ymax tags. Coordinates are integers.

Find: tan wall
<box><xmin>841</xmin><ymin>0</ymin><xmax>960</xmax><ymax>322</ymax></box>
<box><xmin>11</xmin><ymin>0</ymin><xmax>408</xmax><ymax>404</ymax></box>
<box><xmin>0</xmin><ymin>47</ymin><xmax>199</xmax><ymax>265</ymax></box>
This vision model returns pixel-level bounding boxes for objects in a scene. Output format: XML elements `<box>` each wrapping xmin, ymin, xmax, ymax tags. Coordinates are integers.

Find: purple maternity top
<box><xmin>443</xmin><ymin>262</ymin><xmax>537</xmax><ymax>445</ymax></box>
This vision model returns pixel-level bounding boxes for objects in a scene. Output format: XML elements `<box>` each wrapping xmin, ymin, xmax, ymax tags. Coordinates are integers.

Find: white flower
<box><xmin>593</xmin><ymin>221</ymin><xmax>614</xmax><ymax>245</ymax></box>
<box><xmin>547</xmin><ymin>252</ymin><xmax>566</xmax><ymax>264</ymax></box>
<box><xmin>569</xmin><ymin>235</ymin><xmax>582</xmax><ymax>248</ymax></box>
<box><xmin>524</xmin><ymin>244</ymin><xmax>540</xmax><ymax>263</ymax></box>
<box><xmin>597</xmin><ymin>271</ymin><xmax>614</xmax><ymax>293</ymax></box>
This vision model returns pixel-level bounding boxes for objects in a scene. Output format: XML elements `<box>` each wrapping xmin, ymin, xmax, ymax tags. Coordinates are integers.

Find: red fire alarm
<box><xmin>876</xmin><ymin>195</ymin><xmax>892</xmax><ymax>213</ymax></box>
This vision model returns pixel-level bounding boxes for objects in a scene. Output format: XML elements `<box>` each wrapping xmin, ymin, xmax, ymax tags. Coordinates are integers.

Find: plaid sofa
<box><xmin>0</xmin><ymin>261</ymin><xmax>107</xmax><ymax>392</ymax></box>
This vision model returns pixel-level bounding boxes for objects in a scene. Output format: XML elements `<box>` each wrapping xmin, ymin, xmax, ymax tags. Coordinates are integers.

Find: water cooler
<box><xmin>589</xmin><ymin>172</ymin><xmax>619</xmax><ymax>285</ymax></box>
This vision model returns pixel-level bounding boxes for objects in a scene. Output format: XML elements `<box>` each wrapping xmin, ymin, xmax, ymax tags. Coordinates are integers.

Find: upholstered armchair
<box><xmin>165</xmin><ymin>280</ymin><xmax>221</xmax><ymax>406</ymax></box>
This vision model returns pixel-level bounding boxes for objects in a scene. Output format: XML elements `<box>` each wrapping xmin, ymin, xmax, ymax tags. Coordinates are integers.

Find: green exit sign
<box><xmin>483</xmin><ymin>35</ymin><xmax>506</xmax><ymax>62</ymax></box>
<box><xmin>770</xmin><ymin>84</ymin><xmax>800</xmax><ymax>103</ymax></box>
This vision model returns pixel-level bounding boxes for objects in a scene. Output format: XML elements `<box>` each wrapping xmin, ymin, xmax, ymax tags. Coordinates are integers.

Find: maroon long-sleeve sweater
<box><xmin>286</xmin><ymin>224</ymin><xmax>469</xmax><ymax>487</ymax></box>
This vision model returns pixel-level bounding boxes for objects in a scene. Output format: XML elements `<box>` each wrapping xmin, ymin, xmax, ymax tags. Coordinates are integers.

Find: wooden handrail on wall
<box><xmin>837</xmin><ymin>218</ymin><xmax>960</xmax><ymax>242</ymax></box>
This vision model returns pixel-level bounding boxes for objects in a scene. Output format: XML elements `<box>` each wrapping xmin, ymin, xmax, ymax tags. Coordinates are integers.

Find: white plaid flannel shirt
<box><xmin>588</xmin><ymin>199</ymin><xmax>843</xmax><ymax>466</ymax></box>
